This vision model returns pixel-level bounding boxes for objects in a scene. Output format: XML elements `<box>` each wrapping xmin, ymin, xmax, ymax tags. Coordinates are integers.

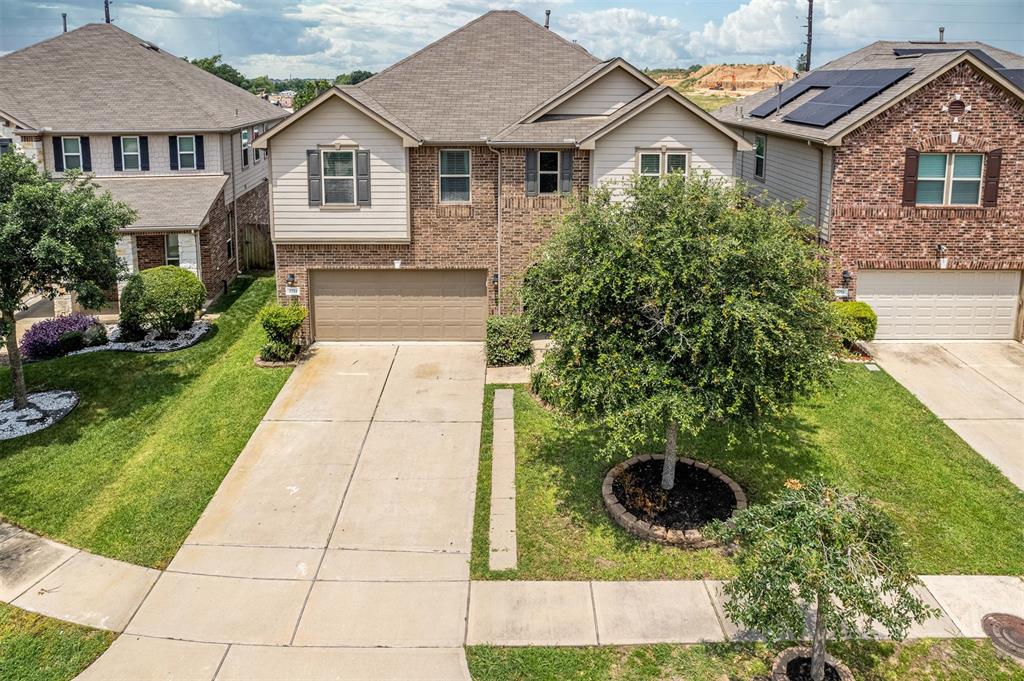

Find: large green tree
<box><xmin>0</xmin><ymin>152</ymin><xmax>135</xmax><ymax>408</ymax></box>
<box><xmin>708</xmin><ymin>481</ymin><xmax>934</xmax><ymax>681</ymax></box>
<box><xmin>523</xmin><ymin>174</ymin><xmax>838</xmax><ymax>490</ymax></box>
<box><xmin>293</xmin><ymin>79</ymin><xmax>334</xmax><ymax>110</ymax></box>
<box><xmin>189</xmin><ymin>54</ymin><xmax>249</xmax><ymax>89</ymax></box>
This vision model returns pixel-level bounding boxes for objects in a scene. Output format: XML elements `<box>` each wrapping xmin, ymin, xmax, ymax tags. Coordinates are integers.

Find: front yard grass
<box><xmin>471</xmin><ymin>364</ymin><xmax>1024</xmax><ymax>580</ymax></box>
<box><xmin>467</xmin><ymin>639</ymin><xmax>1024</xmax><ymax>680</ymax></box>
<box><xmin>0</xmin><ymin>603</ymin><xmax>112</xmax><ymax>681</ymax></box>
<box><xmin>0</xmin><ymin>275</ymin><xmax>291</xmax><ymax>568</ymax></box>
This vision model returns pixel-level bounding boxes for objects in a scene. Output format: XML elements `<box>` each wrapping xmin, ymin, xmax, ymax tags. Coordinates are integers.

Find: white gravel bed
<box><xmin>70</xmin><ymin>321</ymin><xmax>211</xmax><ymax>355</ymax></box>
<box><xmin>0</xmin><ymin>390</ymin><xmax>79</xmax><ymax>441</ymax></box>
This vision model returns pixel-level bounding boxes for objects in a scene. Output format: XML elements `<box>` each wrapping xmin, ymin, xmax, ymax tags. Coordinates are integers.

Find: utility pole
<box><xmin>104</xmin><ymin>0</ymin><xmax>111</xmax><ymax>24</ymax></box>
<box><xmin>62</xmin><ymin>13</ymin><xmax>68</xmax><ymax>32</ymax></box>
<box><xmin>803</xmin><ymin>0</ymin><xmax>813</xmax><ymax>72</ymax></box>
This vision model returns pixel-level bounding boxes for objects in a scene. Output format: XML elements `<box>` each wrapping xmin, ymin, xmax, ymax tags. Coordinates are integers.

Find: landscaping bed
<box><xmin>0</xmin><ymin>276</ymin><xmax>292</xmax><ymax>568</ymax></box>
<box><xmin>0</xmin><ymin>390</ymin><xmax>78</xmax><ymax>441</ymax></box>
<box><xmin>472</xmin><ymin>364</ymin><xmax>1024</xmax><ymax>581</ymax></box>
<box><xmin>69</xmin><ymin>320</ymin><xmax>210</xmax><ymax>355</ymax></box>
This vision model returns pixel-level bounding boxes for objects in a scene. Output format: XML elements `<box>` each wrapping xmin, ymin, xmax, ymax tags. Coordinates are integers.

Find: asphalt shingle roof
<box><xmin>356</xmin><ymin>10</ymin><xmax>600</xmax><ymax>142</ymax></box>
<box><xmin>92</xmin><ymin>175</ymin><xmax>228</xmax><ymax>231</ymax></box>
<box><xmin>0</xmin><ymin>23</ymin><xmax>287</xmax><ymax>133</ymax></box>
<box><xmin>715</xmin><ymin>41</ymin><xmax>1024</xmax><ymax>144</ymax></box>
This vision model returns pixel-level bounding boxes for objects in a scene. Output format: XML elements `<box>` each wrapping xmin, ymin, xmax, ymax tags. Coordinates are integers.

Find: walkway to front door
<box><xmin>78</xmin><ymin>343</ymin><xmax>484</xmax><ymax>680</ymax></box>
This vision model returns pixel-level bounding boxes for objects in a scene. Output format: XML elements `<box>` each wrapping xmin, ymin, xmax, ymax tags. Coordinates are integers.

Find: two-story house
<box><xmin>254</xmin><ymin>10</ymin><xmax>751</xmax><ymax>342</ymax></box>
<box><xmin>716</xmin><ymin>41</ymin><xmax>1024</xmax><ymax>340</ymax></box>
<box><xmin>0</xmin><ymin>24</ymin><xmax>287</xmax><ymax>302</ymax></box>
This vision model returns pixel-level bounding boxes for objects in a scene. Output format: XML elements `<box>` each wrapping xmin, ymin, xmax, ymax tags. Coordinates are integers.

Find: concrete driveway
<box><xmin>78</xmin><ymin>342</ymin><xmax>483</xmax><ymax>680</ymax></box>
<box><xmin>869</xmin><ymin>341</ymin><xmax>1024</xmax><ymax>490</ymax></box>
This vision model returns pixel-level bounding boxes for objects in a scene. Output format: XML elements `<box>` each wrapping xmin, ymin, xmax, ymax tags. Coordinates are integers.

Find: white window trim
<box><xmin>753</xmin><ymin>134</ymin><xmax>767</xmax><ymax>180</ymax></box>
<box><xmin>177</xmin><ymin>135</ymin><xmax>197</xmax><ymax>171</ymax></box>
<box><xmin>226</xmin><ymin>236</ymin><xmax>234</xmax><ymax>263</ymax></box>
<box><xmin>917</xmin><ymin>152</ymin><xmax>983</xmax><ymax>207</ymax></box>
<box><xmin>165</xmin><ymin>233</ymin><xmax>181</xmax><ymax>267</ymax></box>
<box><xmin>538</xmin><ymin>150</ymin><xmax>560</xmax><ymax>195</ymax></box>
<box><xmin>253</xmin><ymin>125</ymin><xmax>262</xmax><ymax>163</ymax></box>
<box><xmin>636</xmin><ymin>149</ymin><xmax>690</xmax><ymax>177</ymax></box>
<box><xmin>241</xmin><ymin>128</ymin><xmax>250</xmax><ymax>168</ymax></box>
<box><xmin>665</xmin><ymin>151</ymin><xmax>689</xmax><ymax>175</ymax></box>
<box><xmin>321</xmin><ymin>148</ymin><xmax>356</xmax><ymax>206</ymax></box>
<box><xmin>121</xmin><ymin>136</ymin><xmax>141</xmax><ymax>172</ymax></box>
<box><xmin>439</xmin><ymin>148</ymin><xmax>472</xmax><ymax>204</ymax></box>
<box><xmin>61</xmin><ymin>136</ymin><xmax>82</xmax><ymax>171</ymax></box>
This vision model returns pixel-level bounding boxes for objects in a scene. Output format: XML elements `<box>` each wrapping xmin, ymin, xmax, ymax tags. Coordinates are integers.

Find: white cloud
<box><xmin>556</xmin><ymin>8</ymin><xmax>685</xmax><ymax>65</ymax></box>
<box><xmin>181</xmin><ymin>0</ymin><xmax>242</xmax><ymax>17</ymax></box>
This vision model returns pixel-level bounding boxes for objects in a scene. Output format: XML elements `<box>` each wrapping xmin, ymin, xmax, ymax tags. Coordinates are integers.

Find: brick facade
<box><xmin>198</xmin><ymin>189</ymin><xmax>235</xmax><ymax>299</ymax></box>
<box><xmin>828</xmin><ymin>63</ymin><xmax>1024</xmax><ymax>295</ymax></box>
<box><xmin>275</xmin><ymin>146</ymin><xmax>591</xmax><ymax>340</ymax></box>
<box><xmin>135</xmin><ymin>234</ymin><xmax>167</xmax><ymax>271</ymax></box>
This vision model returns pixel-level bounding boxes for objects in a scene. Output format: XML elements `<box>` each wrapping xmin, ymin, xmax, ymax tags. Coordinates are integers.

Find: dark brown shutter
<box><xmin>560</xmin><ymin>150</ymin><xmax>573</xmax><ymax>193</ymax></box>
<box><xmin>901</xmin><ymin>148</ymin><xmax>919</xmax><ymax>207</ymax></box>
<box><xmin>168</xmin><ymin>136</ymin><xmax>179</xmax><ymax>170</ymax></box>
<box><xmin>195</xmin><ymin>135</ymin><xmax>205</xmax><ymax>170</ymax></box>
<box><xmin>80</xmin><ymin>137</ymin><xmax>91</xmax><ymax>171</ymax></box>
<box><xmin>52</xmin><ymin>138</ymin><xmax>64</xmax><ymax>171</ymax></box>
<box><xmin>307</xmin><ymin>149</ymin><xmax>322</xmax><ymax>206</ymax></box>
<box><xmin>139</xmin><ymin>136</ymin><xmax>150</xmax><ymax>171</ymax></box>
<box><xmin>112</xmin><ymin>137</ymin><xmax>123</xmax><ymax>171</ymax></box>
<box><xmin>982</xmin><ymin>148</ymin><xmax>1002</xmax><ymax>207</ymax></box>
<box><xmin>355</xmin><ymin>149</ymin><xmax>371</xmax><ymax>206</ymax></box>
<box><xmin>525</xmin><ymin>149</ymin><xmax>538</xmax><ymax>197</ymax></box>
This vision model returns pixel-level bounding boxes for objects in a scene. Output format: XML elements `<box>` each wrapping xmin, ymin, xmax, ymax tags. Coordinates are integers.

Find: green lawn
<box><xmin>0</xmin><ymin>276</ymin><xmax>291</xmax><ymax>568</ymax></box>
<box><xmin>0</xmin><ymin>603</ymin><xmax>112</xmax><ymax>681</ymax></box>
<box><xmin>681</xmin><ymin>91</ymin><xmax>738</xmax><ymax>111</ymax></box>
<box><xmin>467</xmin><ymin>640</ymin><xmax>1024</xmax><ymax>681</ymax></box>
<box><xmin>471</xmin><ymin>364</ymin><xmax>1024</xmax><ymax>580</ymax></box>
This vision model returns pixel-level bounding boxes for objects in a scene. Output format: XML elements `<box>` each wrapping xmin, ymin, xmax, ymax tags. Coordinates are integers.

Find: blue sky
<box><xmin>3</xmin><ymin>0</ymin><xmax>1022</xmax><ymax>78</ymax></box>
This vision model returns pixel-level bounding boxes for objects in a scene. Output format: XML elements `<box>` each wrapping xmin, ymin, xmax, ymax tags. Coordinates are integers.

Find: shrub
<box><xmin>258</xmin><ymin>303</ymin><xmax>307</xmax><ymax>361</ymax></box>
<box><xmin>833</xmin><ymin>301</ymin><xmax>877</xmax><ymax>344</ymax></box>
<box><xmin>19</xmin><ymin>313</ymin><xmax>98</xmax><ymax>360</ymax></box>
<box><xmin>83</xmin><ymin>323</ymin><xmax>108</xmax><ymax>347</ymax></box>
<box><xmin>486</xmin><ymin>315</ymin><xmax>533</xmax><ymax>366</ymax></box>
<box><xmin>529</xmin><ymin>362</ymin><xmax>561</xmax><ymax>408</ymax></box>
<box><xmin>120</xmin><ymin>266</ymin><xmax>206</xmax><ymax>338</ymax></box>
<box><xmin>58</xmin><ymin>331</ymin><xmax>86</xmax><ymax>354</ymax></box>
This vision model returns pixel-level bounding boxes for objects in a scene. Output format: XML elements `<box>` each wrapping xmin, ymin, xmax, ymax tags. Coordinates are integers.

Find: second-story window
<box><xmin>121</xmin><ymin>136</ymin><xmax>141</xmax><ymax>171</ymax></box>
<box><xmin>322</xmin><ymin>150</ymin><xmax>355</xmax><ymax>205</ymax></box>
<box><xmin>754</xmin><ymin>134</ymin><xmax>766</xmax><ymax>179</ymax></box>
<box><xmin>638</xmin><ymin>152</ymin><xmax>661</xmax><ymax>177</ymax></box>
<box><xmin>241</xmin><ymin>128</ymin><xmax>250</xmax><ymax>167</ymax></box>
<box><xmin>917</xmin><ymin>153</ymin><xmax>984</xmax><ymax>206</ymax></box>
<box><xmin>178</xmin><ymin>136</ymin><xmax>197</xmax><ymax>170</ymax></box>
<box><xmin>538</xmin><ymin>151</ymin><xmax>560</xmax><ymax>194</ymax></box>
<box><xmin>439</xmin><ymin>149</ymin><xmax>471</xmax><ymax>202</ymax></box>
<box><xmin>253</xmin><ymin>125</ymin><xmax>263</xmax><ymax>162</ymax></box>
<box><xmin>62</xmin><ymin>137</ymin><xmax>82</xmax><ymax>170</ymax></box>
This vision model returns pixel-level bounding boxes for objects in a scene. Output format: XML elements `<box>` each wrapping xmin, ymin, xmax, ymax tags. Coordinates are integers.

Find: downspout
<box><xmin>816</xmin><ymin>144</ymin><xmax>825</xmax><ymax>242</ymax></box>
<box><xmin>230</xmin><ymin>129</ymin><xmax>241</xmax><ymax>275</ymax></box>
<box><xmin>487</xmin><ymin>144</ymin><xmax>502</xmax><ymax>314</ymax></box>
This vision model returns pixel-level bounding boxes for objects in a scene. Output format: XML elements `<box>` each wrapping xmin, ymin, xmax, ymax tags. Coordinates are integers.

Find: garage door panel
<box><xmin>311</xmin><ymin>270</ymin><xmax>487</xmax><ymax>341</ymax></box>
<box><xmin>858</xmin><ymin>270</ymin><xmax>1021</xmax><ymax>340</ymax></box>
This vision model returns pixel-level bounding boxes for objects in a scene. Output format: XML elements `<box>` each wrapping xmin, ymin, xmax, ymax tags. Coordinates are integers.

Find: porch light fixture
<box><xmin>841</xmin><ymin>270</ymin><xmax>852</xmax><ymax>287</ymax></box>
<box><xmin>285</xmin><ymin>273</ymin><xmax>296</xmax><ymax>285</ymax></box>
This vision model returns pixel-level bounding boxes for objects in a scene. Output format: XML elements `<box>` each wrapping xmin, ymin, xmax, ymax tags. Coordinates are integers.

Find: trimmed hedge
<box><xmin>20</xmin><ymin>313</ymin><xmax>98</xmax><ymax>360</ymax></box>
<box><xmin>258</xmin><ymin>303</ymin><xmax>308</xmax><ymax>362</ymax></box>
<box><xmin>834</xmin><ymin>301</ymin><xmax>878</xmax><ymax>344</ymax></box>
<box><xmin>120</xmin><ymin>266</ymin><xmax>206</xmax><ymax>339</ymax></box>
<box><xmin>486</xmin><ymin>315</ymin><xmax>533</xmax><ymax>366</ymax></box>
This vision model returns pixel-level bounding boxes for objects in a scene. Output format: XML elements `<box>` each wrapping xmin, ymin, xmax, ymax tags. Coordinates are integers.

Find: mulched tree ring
<box><xmin>602</xmin><ymin>454</ymin><xmax>747</xmax><ymax>548</ymax></box>
<box><xmin>983</xmin><ymin>613</ymin><xmax>1024</xmax><ymax>664</ymax></box>
<box><xmin>0</xmin><ymin>390</ymin><xmax>79</xmax><ymax>441</ymax></box>
<box><xmin>772</xmin><ymin>646</ymin><xmax>854</xmax><ymax>681</ymax></box>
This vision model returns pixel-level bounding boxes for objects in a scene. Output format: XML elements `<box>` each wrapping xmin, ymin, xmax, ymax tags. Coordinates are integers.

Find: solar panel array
<box><xmin>749</xmin><ymin>68</ymin><xmax>913</xmax><ymax>127</ymax></box>
<box><xmin>893</xmin><ymin>48</ymin><xmax>1024</xmax><ymax>94</ymax></box>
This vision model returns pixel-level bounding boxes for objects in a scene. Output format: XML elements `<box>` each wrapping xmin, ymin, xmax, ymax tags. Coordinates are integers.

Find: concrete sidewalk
<box><xmin>869</xmin><ymin>341</ymin><xmax>1024</xmax><ymax>490</ymax></box>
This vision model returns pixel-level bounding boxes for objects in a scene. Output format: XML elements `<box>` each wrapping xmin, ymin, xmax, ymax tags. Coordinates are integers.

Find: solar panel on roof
<box><xmin>749</xmin><ymin>68</ymin><xmax>912</xmax><ymax>120</ymax></box>
<box><xmin>808</xmin><ymin>85</ymin><xmax>883</xmax><ymax>105</ymax></box>
<box><xmin>749</xmin><ymin>82</ymin><xmax>814</xmax><ymax>118</ymax></box>
<box><xmin>781</xmin><ymin>68</ymin><xmax>912</xmax><ymax>127</ymax></box>
<box><xmin>893</xmin><ymin>48</ymin><xmax>1005</xmax><ymax>70</ymax></box>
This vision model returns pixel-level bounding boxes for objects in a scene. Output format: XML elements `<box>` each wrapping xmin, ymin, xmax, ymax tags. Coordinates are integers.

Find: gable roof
<box><xmin>519</xmin><ymin>58</ymin><xmax>659</xmax><ymax>122</ymax></box>
<box><xmin>356</xmin><ymin>10</ymin><xmax>599</xmax><ymax>141</ymax></box>
<box><xmin>715</xmin><ymin>41</ymin><xmax>1024</xmax><ymax>146</ymax></box>
<box><xmin>0</xmin><ymin>23</ymin><xmax>287</xmax><ymax>134</ymax></box>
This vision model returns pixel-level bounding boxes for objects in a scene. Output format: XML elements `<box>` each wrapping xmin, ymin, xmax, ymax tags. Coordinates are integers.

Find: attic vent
<box><xmin>139</xmin><ymin>41</ymin><xmax>160</xmax><ymax>52</ymax></box>
<box><xmin>948</xmin><ymin>100</ymin><xmax>966</xmax><ymax>116</ymax></box>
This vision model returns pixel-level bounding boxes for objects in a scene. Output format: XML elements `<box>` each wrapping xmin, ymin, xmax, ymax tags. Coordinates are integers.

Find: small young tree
<box><xmin>523</xmin><ymin>174</ymin><xmax>837</xmax><ymax>490</ymax></box>
<box><xmin>707</xmin><ymin>480</ymin><xmax>935</xmax><ymax>681</ymax></box>
<box><xmin>0</xmin><ymin>151</ymin><xmax>134</xmax><ymax>408</ymax></box>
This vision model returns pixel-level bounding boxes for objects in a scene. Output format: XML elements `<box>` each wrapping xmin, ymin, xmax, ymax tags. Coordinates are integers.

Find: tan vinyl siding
<box><xmin>223</xmin><ymin>128</ymin><xmax>269</xmax><ymax>203</ymax></box>
<box><xmin>549</xmin><ymin>68</ymin><xmax>650</xmax><ymax>116</ymax></box>
<box><xmin>270</xmin><ymin>96</ymin><xmax>409</xmax><ymax>243</ymax></box>
<box><xmin>43</xmin><ymin>133</ymin><xmax>224</xmax><ymax>177</ymax></box>
<box><xmin>737</xmin><ymin>130</ymin><xmax>832</xmax><ymax>236</ymax></box>
<box><xmin>592</xmin><ymin>98</ymin><xmax>735</xmax><ymax>195</ymax></box>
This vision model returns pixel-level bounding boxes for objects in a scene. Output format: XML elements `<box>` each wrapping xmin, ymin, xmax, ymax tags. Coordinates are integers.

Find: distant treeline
<box><xmin>185</xmin><ymin>54</ymin><xmax>374</xmax><ymax>96</ymax></box>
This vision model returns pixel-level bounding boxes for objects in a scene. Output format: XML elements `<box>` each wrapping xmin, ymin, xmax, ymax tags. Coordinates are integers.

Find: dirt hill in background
<box><xmin>653</xmin><ymin>64</ymin><xmax>795</xmax><ymax>93</ymax></box>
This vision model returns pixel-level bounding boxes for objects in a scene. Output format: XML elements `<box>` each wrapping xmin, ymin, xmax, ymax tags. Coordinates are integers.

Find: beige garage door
<box><xmin>311</xmin><ymin>269</ymin><xmax>487</xmax><ymax>341</ymax></box>
<box><xmin>858</xmin><ymin>270</ymin><xmax>1022</xmax><ymax>340</ymax></box>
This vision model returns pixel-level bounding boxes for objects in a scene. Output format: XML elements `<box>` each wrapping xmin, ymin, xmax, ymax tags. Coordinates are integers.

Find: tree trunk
<box><xmin>661</xmin><ymin>420</ymin><xmax>678</xmax><ymax>490</ymax></box>
<box><xmin>2</xmin><ymin>308</ymin><xmax>29</xmax><ymax>410</ymax></box>
<box><xmin>810</xmin><ymin>592</ymin><xmax>829</xmax><ymax>681</ymax></box>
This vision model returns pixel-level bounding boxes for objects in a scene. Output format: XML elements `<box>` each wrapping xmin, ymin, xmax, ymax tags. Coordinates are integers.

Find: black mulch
<box><xmin>612</xmin><ymin>458</ymin><xmax>736</xmax><ymax>530</ymax></box>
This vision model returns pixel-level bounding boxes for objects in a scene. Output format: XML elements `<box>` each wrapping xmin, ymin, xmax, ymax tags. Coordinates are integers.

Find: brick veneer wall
<box><xmin>135</xmin><ymin>234</ymin><xmax>166</xmax><ymax>271</ymax></box>
<box><xmin>235</xmin><ymin>179</ymin><xmax>271</xmax><ymax>230</ymax></box>
<box><xmin>275</xmin><ymin>145</ymin><xmax>591</xmax><ymax>340</ymax></box>
<box><xmin>198</xmin><ymin>189</ymin><xmax>235</xmax><ymax>299</ymax></box>
<box><xmin>828</xmin><ymin>62</ymin><xmax>1024</xmax><ymax>295</ymax></box>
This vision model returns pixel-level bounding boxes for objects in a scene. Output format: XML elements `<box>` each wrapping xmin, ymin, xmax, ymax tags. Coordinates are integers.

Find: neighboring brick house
<box><xmin>256</xmin><ymin>10</ymin><xmax>750</xmax><ymax>342</ymax></box>
<box><xmin>0</xmin><ymin>23</ymin><xmax>287</xmax><ymax>302</ymax></box>
<box><xmin>716</xmin><ymin>41</ymin><xmax>1024</xmax><ymax>340</ymax></box>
